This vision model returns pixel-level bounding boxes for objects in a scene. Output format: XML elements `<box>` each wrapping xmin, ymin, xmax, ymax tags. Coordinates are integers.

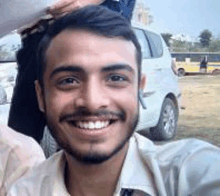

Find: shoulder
<box><xmin>134</xmin><ymin>133</ymin><xmax>220</xmax><ymax>166</ymax></box>
<box><xmin>0</xmin><ymin>124</ymin><xmax>45</xmax><ymax>160</ymax></box>
<box><xmin>133</xmin><ymin>133</ymin><xmax>220</xmax><ymax>163</ymax></box>
<box><xmin>7</xmin><ymin>151</ymin><xmax>65</xmax><ymax>196</ymax></box>
<box><xmin>0</xmin><ymin>124</ymin><xmax>45</xmax><ymax>194</ymax></box>
<box><xmin>155</xmin><ymin>138</ymin><xmax>219</xmax><ymax>160</ymax></box>
<box><xmin>156</xmin><ymin>138</ymin><xmax>220</xmax><ymax>195</ymax></box>
<box><xmin>134</xmin><ymin>134</ymin><xmax>220</xmax><ymax>195</ymax></box>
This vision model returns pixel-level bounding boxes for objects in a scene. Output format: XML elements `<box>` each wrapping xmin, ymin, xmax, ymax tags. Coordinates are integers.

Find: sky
<box><xmin>0</xmin><ymin>0</ymin><xmax>220</xmax><ymax>46</ymax></box>
<box><xmin>144</xmin><ymin>0</ymin><xmax>220</xmax><ymax>40</ymax></box>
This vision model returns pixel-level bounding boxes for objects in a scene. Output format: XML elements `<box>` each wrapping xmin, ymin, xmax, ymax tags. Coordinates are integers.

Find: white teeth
<box><xmin>89</xmin><ymin>122</ymin><xmax>95</xmax><ymax>129</ymax></box>
<box><xmin>79</xmin><ymin>122</ymin><xmax>84</xmax><ymax>128</ymax></box>
<box><xmin>76</xmin><ymin>121</ymin><xmax>110</xmax><ymax>129</ymax></box>
<box><xmin>95</xmin><ymin>121</ymin><xmax>102</xmax><ymax>129</ymax></box>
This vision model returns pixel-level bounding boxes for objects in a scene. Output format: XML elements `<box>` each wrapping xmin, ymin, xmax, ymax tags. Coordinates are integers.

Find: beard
<box><xmin>46</xmin><ymin>107</ymin><xmax>139</xmax><ymax>165</ymax></box>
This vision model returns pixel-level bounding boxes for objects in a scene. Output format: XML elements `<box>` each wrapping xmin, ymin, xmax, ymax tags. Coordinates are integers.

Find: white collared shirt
<box><xmin>0</xmin><ymin>125</ymin><xmax>45</xmax><ymax>196</ymax></box>
<box><xmin>7</xmin><ymin>133</ymin><xmax>220</xmax><ymax>196</ymax></box>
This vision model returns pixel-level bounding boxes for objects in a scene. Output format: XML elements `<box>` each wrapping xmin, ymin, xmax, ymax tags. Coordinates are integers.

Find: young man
<box><xmin>0</xmin><ymin>125</ymin><xmax>45</xmax><ymax>196</ymax></box>
<box><xmin>8</xmin><ymin>6</ymin><xmax>220</xmax><ymax>196</ymax></box>
<box><xmin>8</xmin><ymin>0</ymin><xmax>136</xmax><ymax>151</ymax></box>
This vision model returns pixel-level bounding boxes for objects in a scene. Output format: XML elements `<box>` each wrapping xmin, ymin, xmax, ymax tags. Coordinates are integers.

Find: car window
<box><xmin>0</xmin><ymin>33</ymin><xmax>21</xmax><ymax>62</ymax></box>
<box><xmin>133</xmin><ymin>28</ymin><xmax>151</xmax><ymax>59</ymax></box>
<box><xmin>145</xmin><ymin>30</ymin><xmax>163</xmax><ymax>58</ymax></box>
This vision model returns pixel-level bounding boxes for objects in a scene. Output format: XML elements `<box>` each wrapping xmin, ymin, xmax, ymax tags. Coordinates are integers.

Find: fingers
<box><xmin>49</xmin><ymin>0</ymin><xmax>75</xmax><ymax>16</ymax></box>
<box><xmin>51</xmin><ymin>1</ymin><xmax>82</xmax><ymax>16</ymax></box>
<box><xmin>48</xmin><ymin>0</ymin><xmax>105</xmax><ymax>17</ymax></box>
<box><xmin>50</xmin><ymin>0</ymin><xmax>73</xmax><ymax>11</ymax></box>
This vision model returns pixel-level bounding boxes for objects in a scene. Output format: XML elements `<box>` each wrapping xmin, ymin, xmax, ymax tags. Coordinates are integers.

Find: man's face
<box><xmin>36</xmin><ymin>29</ymin><xmax>145</xmax><ymax>164</ymax></box>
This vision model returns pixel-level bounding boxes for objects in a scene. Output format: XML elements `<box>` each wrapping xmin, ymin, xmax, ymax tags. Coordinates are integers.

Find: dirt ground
<box><xmin>176</xmin><ymin>74</ymin><xmax>220</xmax><ymax>147</ymax></box>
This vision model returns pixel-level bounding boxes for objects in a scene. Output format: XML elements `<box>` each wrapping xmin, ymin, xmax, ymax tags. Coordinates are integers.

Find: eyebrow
<box><xmin>101</xmin><ymin>64</ymin><xmax>134</xmax><ymax>73</ymax></box>
<box><xmin>50</xmin><ymin>66</ymin><xmax>83</xmax><ymax>79</ymax></box>
<box><xmin>50</xmin><ymin>63</ymin><xmax>135</xmax><ymax>79</ymax></box>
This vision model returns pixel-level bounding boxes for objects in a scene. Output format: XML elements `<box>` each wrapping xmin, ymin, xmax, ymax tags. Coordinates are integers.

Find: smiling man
<box><xmin>8</xmin><ymin>5</ymin><xmax>220</xmax><ymax>196</ymax></box>
<box><xmin>8</xmin><ymin>0</ymin><xmax>136</xmax><ymax>150</ymax></box>
<box><xmin>36</xmin><ymin>29</ymin><xmax>141</xmax><ymax>167</ymax></box>
<box><xmin>39</xmin><ymin>28</ymin><xmax>140</xmax><ymax>164</ymax></box>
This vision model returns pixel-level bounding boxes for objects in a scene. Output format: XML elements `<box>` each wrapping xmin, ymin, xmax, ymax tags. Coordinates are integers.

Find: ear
<box><xmin>35</xmin><ymin>80</ymin><xmax>45</xmax><ymax>113</ymax></box>
<box><xmin>139</xmin><ymin>74</ymin><xmax>146</xmax><ymax>90</ymax></box>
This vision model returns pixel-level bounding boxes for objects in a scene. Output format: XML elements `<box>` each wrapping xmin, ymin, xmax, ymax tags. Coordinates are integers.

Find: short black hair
<box><xmin>37</xmin><ymin>5</ymin><xmax>142</xmax><ymax>86</ymax></box>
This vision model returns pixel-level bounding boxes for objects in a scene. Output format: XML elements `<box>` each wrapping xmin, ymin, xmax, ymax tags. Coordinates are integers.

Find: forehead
<box><xmin>45</xmin><ymin>29</ymin><xmax>137</xmax><ymax>72</ymax></box>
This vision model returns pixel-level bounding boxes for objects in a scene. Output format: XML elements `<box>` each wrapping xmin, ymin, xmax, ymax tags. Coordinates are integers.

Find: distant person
<box><xmin>0</xmin><ymin>124</ymin><xmax>45</xmax><ymax>195</ymax></box>
<box><xmin>8</xmin><ymin>6</ymin><xmax>220</xmax><ymax>195</ymax></box>
<box><xmin>8</xmin><ymin>0</ymin><xmax>136</xmax><ymax>156</ymax></box>
<box><xmin>200</xmin><ymin>56</ymin><xmax>208</xmax><ymax>73</ymax></box>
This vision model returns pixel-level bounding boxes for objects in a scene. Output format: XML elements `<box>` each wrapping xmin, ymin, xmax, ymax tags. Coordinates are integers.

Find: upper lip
<box><xmin>65</xmin><ymin>115</ymin><xmax>119</xmax><ymax>122</ymax></box>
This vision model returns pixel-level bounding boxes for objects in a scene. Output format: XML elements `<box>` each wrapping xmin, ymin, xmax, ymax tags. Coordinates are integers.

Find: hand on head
<box><xmin>48</xmin><ymin>0</ymin><xmax>105</xmax><ymax>17</ymax></box>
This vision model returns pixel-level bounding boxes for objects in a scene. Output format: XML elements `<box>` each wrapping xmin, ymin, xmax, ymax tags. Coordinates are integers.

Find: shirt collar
<box><xmin>115</xmin><ymin>133</ymin><xmax>157</xmax><ymax>196</ymax></box>
<box><xmin>52</xmin><ymin>133</ymin><xmax>157</xmax><ymax>196</ymax></box>
<box><xmin>50</xmin><ymin>151</ymin><xmax>70</xmax><ymax>196</ymax></box>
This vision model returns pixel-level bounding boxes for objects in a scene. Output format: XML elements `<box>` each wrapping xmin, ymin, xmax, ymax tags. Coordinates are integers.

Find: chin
<box><xmin>48</xmin><ymin>113</ymin><xmax>139</xmax><ymax>164</ymax></box>
<box><xmin>64</xmin><ymin>136</ymin><xmax>130</xmax><ymax>165</ymax></box>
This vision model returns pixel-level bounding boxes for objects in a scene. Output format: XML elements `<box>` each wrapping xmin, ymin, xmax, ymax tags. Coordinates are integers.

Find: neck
<box><xmin>64</xmin><ymin>143</ymin><xmax>129</xmax><ymax>196</ymax></box>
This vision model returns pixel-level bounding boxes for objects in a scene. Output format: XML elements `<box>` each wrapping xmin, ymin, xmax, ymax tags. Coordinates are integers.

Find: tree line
<box><xmin>161</xmin><ymin>30</ymin><xmax>220</xmax><ymax>52</ymax></box>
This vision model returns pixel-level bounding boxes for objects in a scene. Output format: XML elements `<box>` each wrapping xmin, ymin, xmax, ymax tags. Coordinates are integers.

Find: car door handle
<box><xmin>143</xmin><ymin>91</ymin><xmax>155</xmax><ymax>98</ymax></box>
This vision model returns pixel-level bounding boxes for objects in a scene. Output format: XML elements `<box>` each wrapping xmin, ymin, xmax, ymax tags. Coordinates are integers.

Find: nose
<box><xmin>75</xmin><ymin>77</ymin><xmax>110</xmax><ymax>111</ymax></box>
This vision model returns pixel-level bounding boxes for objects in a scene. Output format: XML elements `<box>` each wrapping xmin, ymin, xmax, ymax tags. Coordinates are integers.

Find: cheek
<box><xmin>44</xmin><ymin>89</ymin><xmax>75</xmax><ymax>115</ymax></box>
<box><xmin>111</xmin><ymin>87</ymin><xmax>138</xmax><ymax>113</ymax></box>
<box><xmin>125</xmin><ymin>89</ymin><xmax>139</xmax><ymax>115</ymax></box>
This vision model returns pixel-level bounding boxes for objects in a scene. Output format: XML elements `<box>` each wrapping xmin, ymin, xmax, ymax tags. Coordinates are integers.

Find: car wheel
<box><xmin>178</xmin><ymin>68</ymin><xmax>185</xmax><ymax>77</ymax></box>
<box><xmin>150</xmin><ymin>98</ymin><xmax>178</xmax><ymax>141</ymax></box>
<box><xmin>212</xmin><ymin>69</ymin><xmax>220</xmax><ymax>75</ymax></box>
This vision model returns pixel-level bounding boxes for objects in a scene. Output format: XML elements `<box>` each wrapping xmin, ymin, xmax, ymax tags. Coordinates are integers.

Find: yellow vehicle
<box><xmin>171</xmin><ymin>52</ymin><xmax>220</xmax><ymax>76</ymax></box>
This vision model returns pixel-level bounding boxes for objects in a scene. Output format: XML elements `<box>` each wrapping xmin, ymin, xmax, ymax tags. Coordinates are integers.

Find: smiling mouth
<box><xmin>69</xmin><ymin>119</ymin><xmax>117</xmax><ymax>130</ymax></box>
<box><xmin>76</xmin><ymin>120</ymin><xmax>110</xmax><ymax>129</ymax></box>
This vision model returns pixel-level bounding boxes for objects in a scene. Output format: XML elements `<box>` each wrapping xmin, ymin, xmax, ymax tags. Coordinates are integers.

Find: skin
<box><xmin>49</xmin><ymin>0</ymin><xmax>105</xmax><ymax>16</ymax></box>
<box><xmin>35</xmin><ymin>29</ymin><xmax>145</xmax><ymax>196</ymax></box>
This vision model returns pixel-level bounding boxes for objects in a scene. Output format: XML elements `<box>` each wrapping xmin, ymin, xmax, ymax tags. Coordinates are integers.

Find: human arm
<box><xmin>49</xmin><ymin>0</ymin><xmax>136</xmax><ymax>21</ymax></box>
<box><xmin>178</xmin><ymin>140</ymin><xmax>220</xmax><ymax>195</ymax></box>
<box><xmin>157</xmin><ymin>138</ymin><xmax>220</xmax><ymax>195</ymax></box>
<box><xmin>0</xmin><ymin>125</ymin><xmax>45</xmax><ymax>195</ymax></box>
<box><xmin>48</xmin><ymin>0</ymin><xmax>105</xmax><ymax>16</ymax></box>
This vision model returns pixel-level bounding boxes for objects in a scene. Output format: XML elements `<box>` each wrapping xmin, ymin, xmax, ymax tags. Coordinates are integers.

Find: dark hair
<box><xmin>37</xmin><ymin>5</ymin><xmax>142</xmax><ymax>86</ymax></box>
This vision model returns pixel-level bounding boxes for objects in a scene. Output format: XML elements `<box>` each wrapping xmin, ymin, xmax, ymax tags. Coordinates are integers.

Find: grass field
<box><xmin>176</xmin><ymin>75</ymin><xmax>220</xmax><ymax>147</ymax></box>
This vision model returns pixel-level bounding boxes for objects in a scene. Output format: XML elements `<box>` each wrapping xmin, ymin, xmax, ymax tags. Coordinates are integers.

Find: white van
<box><xmin>133</xmin><ymin>22</ymin><xmax>181</xmax><ymax>141</ymax></box>
<box><xmin>0</xmin><ymin>33</ymin><xmax>19</xmax><ymax>125</ymax></box>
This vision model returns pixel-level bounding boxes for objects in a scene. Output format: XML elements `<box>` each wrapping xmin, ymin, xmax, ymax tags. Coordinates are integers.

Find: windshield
<box><xmin>0</xmin><ymin>33</ymin><xmax>21</xmax><ymax>62</ymax></box>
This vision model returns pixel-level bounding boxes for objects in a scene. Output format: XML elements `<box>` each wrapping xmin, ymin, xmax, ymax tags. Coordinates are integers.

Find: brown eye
<box><xmin>106</xmin><ymin>74</ymin><xmax>130</xmax><ymax>89</ymax></box>
<box><xmin>107</xmin><ymin>75</ymin><xmax>127</xmax><ymax>82</ymax></box>
<box><xmin>59</xmin><ymin>78</ymin><xmax>78</xmax><ymax>85</ymax></box>
<box><xmin>57</xmin><ymin>77</ymin><xmax>80</xmax><ymax>89</ymax></box>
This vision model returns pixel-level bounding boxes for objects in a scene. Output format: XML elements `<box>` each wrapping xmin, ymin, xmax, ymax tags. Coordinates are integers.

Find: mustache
<box><xmin>59</xmin><ymin>108</ymin><xmax>125</xmax><ymax>122</ymax></box>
